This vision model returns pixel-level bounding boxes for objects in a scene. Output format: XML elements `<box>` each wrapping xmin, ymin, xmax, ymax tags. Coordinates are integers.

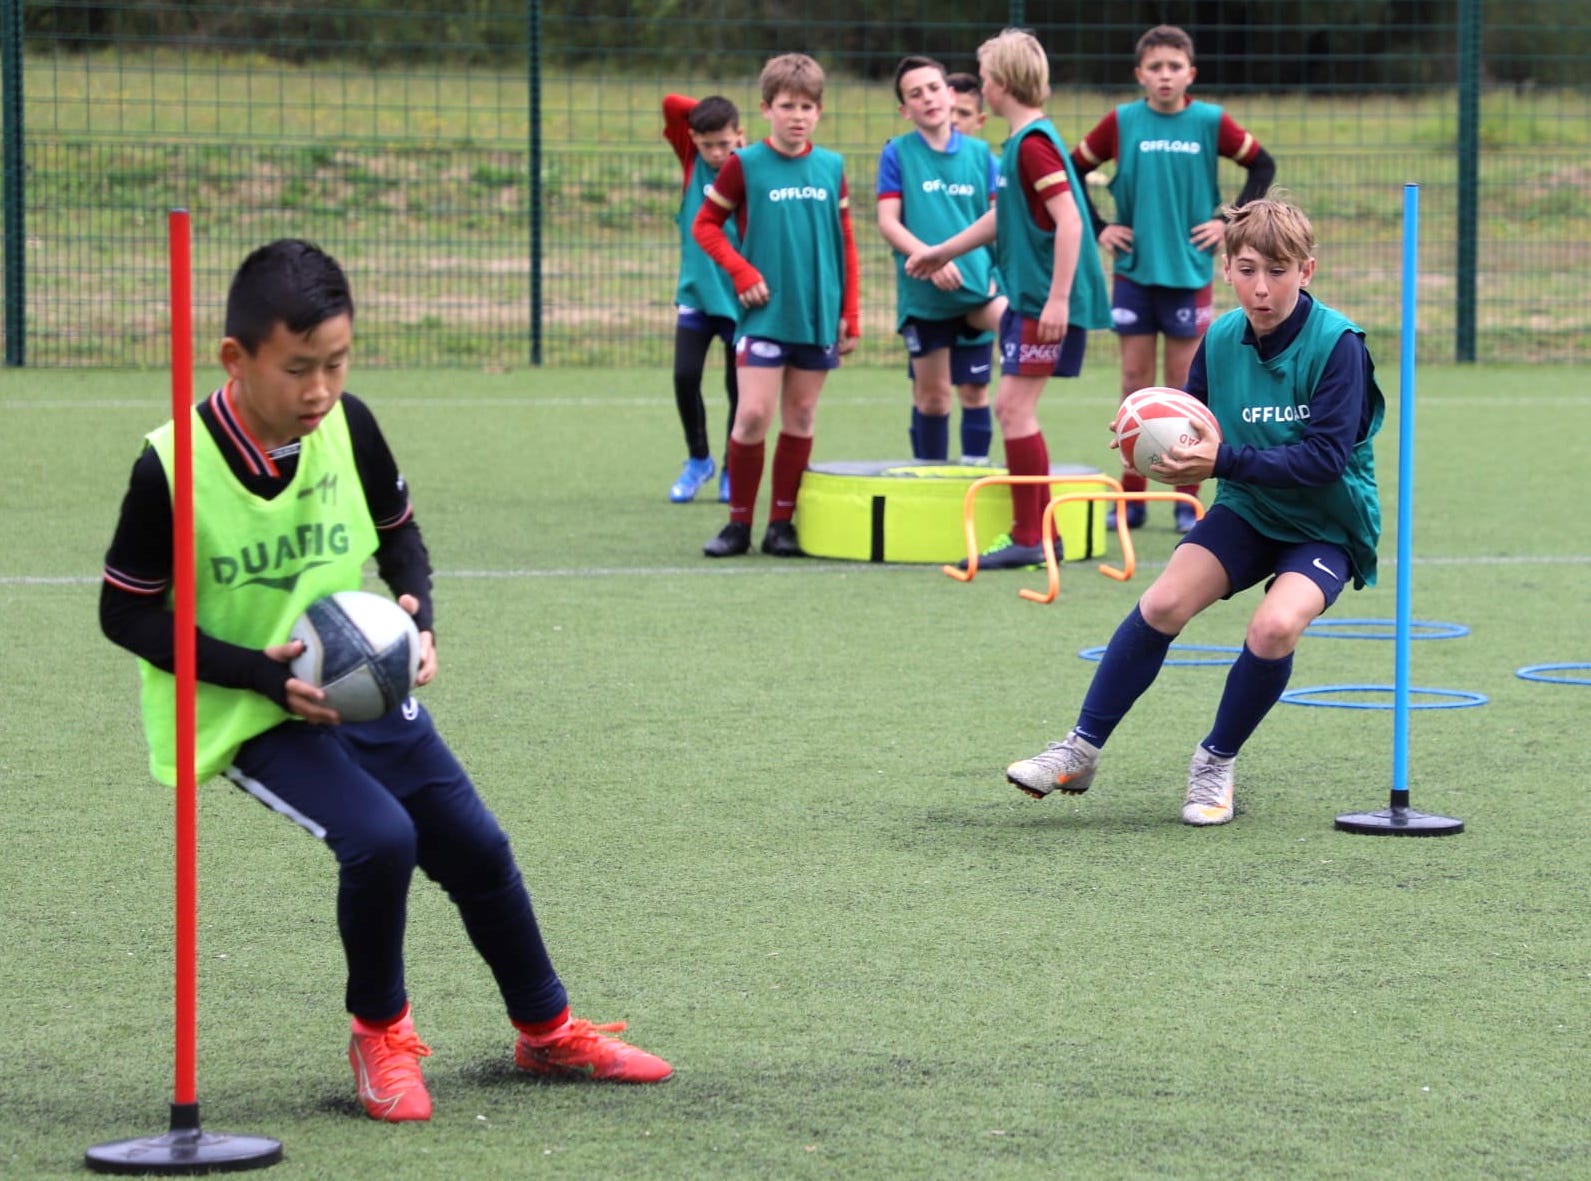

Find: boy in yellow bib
<box><xmin>101</xmin><ymin>240</ymin><xmax>671</xmax><ymax>1122</ymax></box>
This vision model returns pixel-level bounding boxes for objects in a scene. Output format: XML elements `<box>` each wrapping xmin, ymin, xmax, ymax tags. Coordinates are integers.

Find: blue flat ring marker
<box><xmin>1281</xmin><ymin>684</ymin><xmax>1488</xmax><ymax>710</ymax></box>
<box><xmin>1078</xmin><ymin>643</ymin><xmax>1241</xmax><ymax>667</ymax></box>
<box><xmin>1516</xmin><ymin>663</ymin><xmax>1591</xmax><ymax>686</ymax></box>
<box><xmin>1304</xmin><ymin>617</ymin><xmax>1470</xmax><ymax>640</ymax></box>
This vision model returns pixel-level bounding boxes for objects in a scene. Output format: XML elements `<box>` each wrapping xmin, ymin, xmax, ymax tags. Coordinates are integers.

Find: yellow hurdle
<box><xmin>1018</xmin><ymin>491</ymin><xmax>1206</xmax><ymax>604</ymax></box>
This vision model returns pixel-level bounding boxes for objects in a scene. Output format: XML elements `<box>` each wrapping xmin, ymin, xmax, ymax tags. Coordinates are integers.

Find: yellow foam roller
<box><xmin>796</xmin><ymin>461</ymin><xmax>1111</xmax><ymax>564</ymax></box>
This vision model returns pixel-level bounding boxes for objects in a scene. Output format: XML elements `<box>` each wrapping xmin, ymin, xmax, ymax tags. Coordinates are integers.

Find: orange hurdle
<box><xmin>943</xmin><ymin>473</ymin><xmax>1124</xmax><ymax>582</ymax></box>
<box><xmin>1019</xmin><ymin>491</ymin><xmax>1205</xmax><ymax>603</ymax></box>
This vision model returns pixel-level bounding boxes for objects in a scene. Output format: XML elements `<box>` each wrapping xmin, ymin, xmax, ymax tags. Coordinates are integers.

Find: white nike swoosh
<box><xmin>351</xmin><ymin>1046</ymin><xmax>403</xmax><ymax>1115</ymax></box>
<box><xmin>970</xmin><ymin>365</ymin><xmax>990</xmax><ymax>374</ymax></box>
<box><xmin>1311</xmin><ymin>557</ymin><xmax>1342</xmax><ymax>581</ymax></box>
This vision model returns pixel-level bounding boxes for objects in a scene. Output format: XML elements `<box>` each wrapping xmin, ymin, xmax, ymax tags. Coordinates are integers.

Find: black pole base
<box><xmin>1335</xmin><ymin>806</ymin><xmax>1465</xmax><ymax>836</ymax></box>
<box><xmin>86</xmin><ymin>1104</ymin><xmax>282</xmax><ymax>1175</ymax></box>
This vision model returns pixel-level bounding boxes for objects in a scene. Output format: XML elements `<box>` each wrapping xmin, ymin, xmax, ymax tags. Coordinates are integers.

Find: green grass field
<box><xmin>2</xmin><ymin>362</ymin><xmax>1588</xmax><ymax>1179</ymax></box>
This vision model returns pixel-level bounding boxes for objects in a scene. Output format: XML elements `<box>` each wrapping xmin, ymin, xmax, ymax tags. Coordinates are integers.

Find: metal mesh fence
<box><xmin>3</xmin><ymin>0</ymin><xmax>1588</xmax><ymax>368</ymax></box>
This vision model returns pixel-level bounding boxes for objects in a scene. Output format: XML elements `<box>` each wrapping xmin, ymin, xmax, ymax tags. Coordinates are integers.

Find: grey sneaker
<box><xmin>1183</xmin><ymin>746</ymin><xmax>1236</xmax><ymax>825</ymax></box>
<box><xmin>1006</xmin><ymin>731</ymin><xmax>1100</xmax><ymax>799</ymax></box>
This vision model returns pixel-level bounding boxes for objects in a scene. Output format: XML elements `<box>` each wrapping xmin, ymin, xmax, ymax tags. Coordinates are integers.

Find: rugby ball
<box><xmin>289</xmin><ymin>590</ymin><xmax>420</xmax><ymax>722</ymax></box>
<box><xmin>1114</xmin><ymin>386</ymin><xmax>1222</xmax><ymax>482</ymax></box>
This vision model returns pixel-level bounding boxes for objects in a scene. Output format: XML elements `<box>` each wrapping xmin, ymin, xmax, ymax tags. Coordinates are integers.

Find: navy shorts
<box><xmin>1110</xmin><ymin>275</ymin><xmax>1215</xmax><ymax>338</ymax></box>
<box><xmin>902</xmin><ymin>313</ymin><xmax>992</xmax><ymax>351</ymax></box>
<box><xmin>947</xmin><ymin>342</ymin><xmax>995</xmax><ymax>385</ymax></box>
<box><xmin>1182</xmin><ymin>503</ymin><xmax>1352</xmax><ymax>609</ymax></box>
<box><xmin>903</xmin><ymin>317</ymin><xmax>994</xmax><ymax>386</ymax></box>
<box><xmin>998</xmin><ymin>309</ymin><xmax>1089</xmax><ymax>377</ymax></box>
<box><xmin>736</xmin><ymin>335</ymin><xmax>840</xmax><ymax>371</ymax></box>
<box><xmin>677</xmin><ymin>306</ymin><xmax>736</xmax><ymax>344</ymax></box>
<box><xmin>225</xmin><ymin>699</ymin><xmax>568</xmax><ymax>1024</ymax></box>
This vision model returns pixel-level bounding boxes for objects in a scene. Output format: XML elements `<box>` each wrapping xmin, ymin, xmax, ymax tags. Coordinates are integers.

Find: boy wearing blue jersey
<box><xmin>100</xmin><ymin>240</ymin><xmax>672</xmax><ymax>1123</ymax></box>
<box><xmin>1072</xmin><ymin>25</ymin><xmax>1275</xmax><ymax>533</ymax></box>
<box><xmin>662</xmin><ymin>93</ymin><xmax>743</xmax><ymax>503</ymax></box>
<box><xmin>694</xmin><ymin>52</ymin><xmax>862</xmax><ymax>558</ymax></box>
<box><xmin>1007</xmin><ymin>197</ymin><xmax>1383</xmax><ymax>827</ymax></box>
<box><xmin>878</xmin><ymin>55</ymin><xmax>1003</xmax><ymax>465</ymax></box>
<box><xmin>907</xmin><ymin>29</ymin><xmax>1112</xmax><ymax>570</ymax></box>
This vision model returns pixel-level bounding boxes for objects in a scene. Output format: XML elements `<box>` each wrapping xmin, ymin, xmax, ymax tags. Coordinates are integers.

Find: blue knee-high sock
<box><xmin>960</xmin><ymin>405</ymin><xmax>992</xmax><ymax>461</ymax></box>
<box><xmin>1075</xmin><ymin>605</ymin><xmax>1177</xmax><ymax>747</ymax></box>
<box><xmin>1203</xmin><ymin>645</ymin><xmax>1294</xmax><ymax>758</ymax></box>
<box><xmin>911</xmin><ymin>408</ymin><xmax>950</xmax><ymax>461</ymax></box>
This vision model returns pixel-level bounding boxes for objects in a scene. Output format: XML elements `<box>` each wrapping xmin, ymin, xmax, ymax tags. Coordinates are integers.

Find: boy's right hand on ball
<box><xmin>265</xmin><ymin>638</ymin><xmax>342</xmax><ymax>725</ymax></box>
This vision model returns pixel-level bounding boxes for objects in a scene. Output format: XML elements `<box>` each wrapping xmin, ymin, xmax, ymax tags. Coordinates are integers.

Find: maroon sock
<box><xmin>1123</xmin><ymin>471</ymin><xmax>1148</xmax><ymax>494</ymax></box>
<box><xmin>1175</xmin><ymin>482</ymin><xmax>1201</xmax><ymax>499</ymax></box>
<box><xmin>769</xmin><ymin>432</ymin><xmax>813</xmax><ymax>523</ymax></box>
<box><xmin>727</xmin><ymin>438</ymin><xmax>765</xmax><ymax>525</ymax></box>
<box><xmin>351</xmin><ymin>1002</ymin><xmax>409</xmax><ymax>1034</ymax></box>
<box><xmin>512</xmin><ymin>1006</ymin><xmax>571</xmax><ymax>1041</ymax></box>
<box><xmin>1003</xmin><ymin>431</ymin><xmax>1048</xmax><ymax>546</ymax></box>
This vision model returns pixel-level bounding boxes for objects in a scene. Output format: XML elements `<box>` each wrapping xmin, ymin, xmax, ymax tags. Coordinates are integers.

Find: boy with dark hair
<box><xmin>906</xmin><ymin>28</ymin><xmax>1111</xmax><ymax>569</ymax></box>
<box><xmin>878</xmin><ymin>54</ymin><xmax>1002</xmax><ymax>465</ymax></box>
<box><xmin>1072</xmin><ymin>24</ymin><xmax>1276</xmax><ymax>533</ymax></box>
<box><xmin>662</xmin><ymin>93</ymin><xmax>744</xmax><ymax>503</ymax></box>
<box><xmin>101</xmin><ymin>239</ymin><xmax>671</xmax><ymax>1123</ymax></box>
<box><xmin>945</xmin><ymin>72</ymin><xmax>988</xmax><ymax>138</ymax></box>
<box><xmin>694</xmin><ymin>52</ymin><xmax>861</xmax><ymax>558</ymax></box>
<box><xmin>1006</xmin><ymin>197</ymin><xmax>1382</xmax><ymax>827</ymax></box>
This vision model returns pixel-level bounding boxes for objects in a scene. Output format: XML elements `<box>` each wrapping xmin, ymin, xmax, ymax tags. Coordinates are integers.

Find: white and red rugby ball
<box><xmin>1114</xmin><ymin>386</ymin><xmax>1222</xmax><ymax>482</ymax></box>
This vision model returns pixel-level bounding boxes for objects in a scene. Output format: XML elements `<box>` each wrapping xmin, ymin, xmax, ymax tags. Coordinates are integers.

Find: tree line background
<box><xmin>26</xmin><ymin>0</ymin><xmax>1587</xmax><ymax>87</ymax></box>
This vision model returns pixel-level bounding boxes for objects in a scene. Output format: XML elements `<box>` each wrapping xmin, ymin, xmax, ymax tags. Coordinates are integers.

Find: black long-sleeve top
<box><xmin>100</xmin><ymin>388</ymin><xmax>433</xmax><ymax>710</ymax></box>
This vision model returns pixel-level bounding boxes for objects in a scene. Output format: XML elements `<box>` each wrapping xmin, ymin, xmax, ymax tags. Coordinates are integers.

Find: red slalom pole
<box><xmin>86</xmin><ymin>212</ymin><xmax>282</xmax><ymax>1174</ymax></box>
<box><xmin>170</xmin><ymin>207</ymin><xmax>199</xmax><ymax>1115</ymax></box>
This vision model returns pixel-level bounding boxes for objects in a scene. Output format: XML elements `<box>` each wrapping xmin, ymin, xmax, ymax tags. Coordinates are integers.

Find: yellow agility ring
<box><xmin>795</xmin><ymin>461</ymin><xmax>1111</xmax><ymax>564</ymax></box>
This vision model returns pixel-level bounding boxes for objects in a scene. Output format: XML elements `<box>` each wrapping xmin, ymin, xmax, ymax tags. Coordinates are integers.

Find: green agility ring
<box><xmin>795</xmin><ymin>460</ymin><xmax>1111</xmax><ymax>564</ymax></box>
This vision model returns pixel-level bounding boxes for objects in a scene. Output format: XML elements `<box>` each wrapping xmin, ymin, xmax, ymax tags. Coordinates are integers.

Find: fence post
<box><xmin>2</xmin><ymin>0</ymin><xmax>25</xmax><ymax>366</ymax></box>
<box><xmin>527</xmin><ymin>0</ymin><xmax>543</xmax><ymax>366</ymax></box>
<box><xmin>1454</xmin><ymin>0</ymin><xmax>1481</xmax><ymax>363</ymax></box>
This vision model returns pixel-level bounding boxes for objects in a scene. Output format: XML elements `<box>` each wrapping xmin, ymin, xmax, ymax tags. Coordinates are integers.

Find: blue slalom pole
<box><xmin>1390</xmin><ymin>183</ymin><xmax>1417</xmax><ymax>808</ymax></box>
<box><xmin>1334</xmin><ymin>183</ymin><xmax>1463</xmax><ymax>836</ymax></box>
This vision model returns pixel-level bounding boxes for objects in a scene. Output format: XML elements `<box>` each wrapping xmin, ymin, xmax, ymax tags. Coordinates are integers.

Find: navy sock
<box><xmin>911</xmin><ymin>408</ymin><xmax>950</xmax><ymax>461</ymax></box>
<box><xmin>1203</xmin><ymin>645</ymin><xmax>1294</xmax><ymax>758</ymax></box>
<box><xmin>961</xmin><ymin>405</ymin><xmax>992</xmax><ymax>461</ymax></box>
<box><xmin>1075</xmin><ymin>605</ymin><xmax>1177</xmax><ymax>746</ymax></box>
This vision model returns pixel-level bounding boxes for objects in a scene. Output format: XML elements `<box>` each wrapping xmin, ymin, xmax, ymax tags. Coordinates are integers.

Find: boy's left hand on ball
<box><xmin>398</xmin><ymin>593</ymin><xmax>438</xmax><ymax>685</ymax></box>
<box><xmin>1151</xmin><ymin>432</ymin><xmax>1218</xmax><ymax>482</ymax></box>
